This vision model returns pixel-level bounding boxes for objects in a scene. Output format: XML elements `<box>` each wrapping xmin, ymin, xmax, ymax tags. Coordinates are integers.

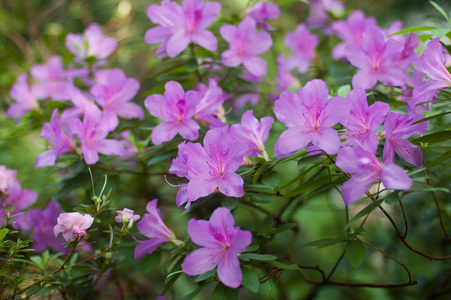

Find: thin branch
<box><xmin>326</xmin><ymin>242</ymin><xmax>349</xmax><ymax>281</ymax></box>
<box><xmin>398</xmin><ymin>197</ymin><xmax>408</xmax><ymax>238</ymax></box>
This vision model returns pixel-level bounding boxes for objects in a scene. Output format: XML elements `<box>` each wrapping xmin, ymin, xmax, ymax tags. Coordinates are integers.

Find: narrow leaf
<box><xmin>430</xmin><ymin>1</ymin><xmax>450</xmax><ymax>23</ymax></box>
<box><xmin>346</xmin><ymin>240</ymin><xmax>365</xmax><ymax>269</ymax></box>
<box><xmin>241</xmin><ymin>267</ymin><xmax>259</xmax><ymax>293</ymax></box>
<box><xmin>211</xmin><ymin>283</ymin><xmax>239</xmax><ymax>300</ymax></box>
<box><xmin>344</xmin><ymin>199</ymin><xmax>384</xmax><ymax>230</ymax></box>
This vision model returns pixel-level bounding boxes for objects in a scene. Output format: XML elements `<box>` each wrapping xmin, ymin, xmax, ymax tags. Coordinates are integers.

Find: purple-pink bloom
<box><xmin>345</xmin><ymin>27</ymin><xmax>405</xmax><ymax>90</ymax></box>
<box><xmin>331</xmin><ymin>10</ymin><xmax>376</xmax><ymax>60</ymax></box>
<box><xmin>274</xmin><ymin>79</ymin><xmax>351</xmax><ymax>156</ymax></box>
<box><xmin>182</xmin><ymin>207</ymin><xmax>252</xmax><ymax>288</ymax></box>
<box><xmin>134</xmin><ymin>199</ymin><xmax>176</xmax><ymax>260</ymax></box>
<box><xmin>36</xmin><ymin>109</ymin><xmax>76</xmax><ymax>169</ymax></box>
<box><xmin>412</xmin><ymin>38</ymin><xmax>451</xmax><ymax>106</ymax></box>
<box><xmin>230</xmin><ymin>110</ymin><xmax>274</xmax><ymax>159</ymax></box>
<box><xmin>66</xmin><ymin>23</ymin><xmax>117</xmax><ymax>60</ymax></box>
<box><xmin>169</xmin><ymin>127</ymin><xmax>246</xmax><ymax>208</ymax></box>
<box><xmin>307</xmin><ymin>0</ymin><xmax>344</xmax><ymax>33</ymax></box>
<box><xmin>220</xmin><ymin>17</ymin><xmax>272</xmax><ymax>77</ymax></box>
<box><xmin>276</xmin><ymin>54</ymin><xmax>300</xmax><ymax>92</ymax></box>
<box><xmin>13</xmin><ymin>201</ymin><xmax>67</xmax><ymax>253</ymax></box>
<box><xmin>246</xmin><ymin>1</ymin><xmax>280</xmax><ymax>31</ymax></box>
<box><xmin>194</xmin><ymin>78</ymin><xmax>226</xmax><ymax>127</ymax></box>
<box><xmin>341</xmin><ymin>88</ymin><xmax>390</xmax><ymax>153</ymax></box>
<box><xmin>336</xmin><ymin>144</ymin><xmax>412</xmax><ymax>205</ymax></box>
<box><xmin>285</xmin><ymin>24</ymin><xmax>319</xmax><ymax>73</ymax></box>
<box><xmin>0</xmin><ymin>166</ymin><xmax>38</xmax><ymax>222</ymax></box>
<box><xmin>145</xmin><ymin>81</ymin><xmax>202</xmax><ymax>145</ymax></box>
<box><xmin>145</xmin><ymin>0</ymin><xmax>221</xmax><ymax>58</ymax></box>
<box><xmin>115</xmin><ymin>208</ymin><xmax>140</xmax><ymax>224</ymax></box>
<box><xmin>91</xmin><ymin>68</ymin><xmax>143</xmax><ymax>122</ymax></box>
<box><xmin>68</xmin><ymin>105</ymin><xmax>125</xmax><ymax>165</ymax></box>
<box><xmin>7</xmin><ymin>74</ymin><xmax>40</xmax><ymax>120</ymax></box>
<box><xmin>54</xmin><ymin>212</ymin><xmax>94</xmax><ymax>243</ymax></box>
<box><xmin>30</xmin><ymin>56</ymin><xmax>71</xmax><ymax>101</ymax></box>
<box><xmin>383</xmin><ymin>111</ymin><xmax>427</xmax><ymax>168</ymax></box>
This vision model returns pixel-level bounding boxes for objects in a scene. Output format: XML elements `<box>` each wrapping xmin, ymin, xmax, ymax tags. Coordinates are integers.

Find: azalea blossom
<box><xmin>274</xmin><ymin>79</ymin><xmax>351</xmax><ymax>156</ymax></box>
<box><xmin>35</xmin><ymin>109</ymin><xmax>76</xmax><ymax>168</ymax></box>
<box><xmin>68</xmin><ymin>105</ymin><xmax>125</xmax><ymax>165</ymax></box>
<box><xmin>336</xmin><ymin>144</ymin><xmax>411</xmax><ymax>205</ymax></box>
<box><xmin>220</xmin><ymin>17</ymin><xmax>272</xmax><ymax>77</ymax></box>
<box><xmin>182</xmin><ymin>207</ymin><xmax>252</xmax><ymax>288</ymax></box>
<box><xmin>411</xmin><ymin>38</ymin><xmax>451</xmax><ymax>106</ymax></box>
<box><xmin>7</xmin><ymin>74</ymin><xmax>40</xmax><ymax>120</ymax></box>
<box><xmin>134</xmin><ymin>199</ymin><xmax>176</xmax><ymax>260</ymax></box>
<box><xmin>91</xmin><ymin>68</ymin><xmax>144</xmax><ymax>123</ymax></box>
<box><xmin>169</xmin><ymin>127</ymin><xmax>246</xmax><ymax>208</ymax></box>
<box><xmin>66</xmin><ymin>23</ymin><xmax>117</xmax><ymax>60</ymax></box>
<box><xmin>383</xmin><ymin>111</ymin><xmax>427</xmax><ymax>168</ymax></box>
<box><xmin>54</xmin><ymin>212</ymin><xmax>94</xmax><ymax>243</ymax></box>
<box><xmin>30</xmin><ymin>56</ymin><xmax>71</xmax><ymax>101</ymax></box>
<box><xmin>115</xmin><ymin>208</ymin><xmax>140</xmax><ymax>224</ymax></box>
<box><xmin>145</xmin><ymin>81</ymin><xmax>202</xmax><ymax>145</ymax></box>
<box><xmin>145</xmin><ymin>0</ymin><xmax>221</xmax><ymax>58</ymax></box>
<box><xmin>341</xmin><ymin>88</ymin><xmax>390</xmax><ymax>153</ymax></box>
<box><xmin>246</xmin><ymin>1</ymin><xmax>280</xmax><ymax>31</ymax></box>
<box><xmin>285</xmin><ymin>24</ymin><xmax>319</xmax><ymax>73</ymax></box>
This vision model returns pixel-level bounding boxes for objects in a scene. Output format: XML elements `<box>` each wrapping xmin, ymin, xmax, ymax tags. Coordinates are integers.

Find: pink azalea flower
<box><xmin>194</xmin><ymin>78</ymin><xmax>226</xmax><ymax>127</ymax></box>
<box><xmin>182</xmin><ymin>207</ymin><xmax>252</xmax><ymax>288</ymax></box>
<box><xmin>285</xmin><ymin>24</ymin><xmax>319</xmax><ymax>73</ymax></box>
<box><xmin>331</xmin><ymin>10</ymin><xmax>376</xmax><ymax>59</ymax></box>
<box><xmin>220</xmin><ymin>17</ymin><xmax>272</xmax><ymax>77</ymax></box>
<box><xmin>134</xmin><ymin>199</ymin><xmax>176</xmax><ymax>260</ymax></box>
<box><xmin>68</xmin><ymin>105</ymin><xmax>125</xmax><ymax>165</ymax></box>
<box><xmin>7</xmin><ymin>74</ymin><xmax>40</xmax><ymax>120</ymax></box>
<box><xmin>345</xmin><ymin>27</ymin><xmax>406</xmax><ymax>90</ymax></box>
<box><xmin>230</xmin><ymin>110</ymin><xmax>274</xmax><ymax>159</ymax></box>
<box><xmin>13</xmin><ymin>201</ymin><xmax>67</xmax><ymax>253</ymax></box>
<box><xmin>274</xmin><ymin>79</ymin><xmax>351</xmax><ymax>156</ymax></box>
<box><xmin>66</xmin><ymin>23</ymin><xmax>117</xmax><ymax>60</ymax></box>
<box><xmin>276</xmin><ymin>54</ymin><xmax>300</xmax><ymax>92</ymax></box>
<box><xmin>341</xmin><ymin>88</ymin><xmax>390</xmax><ymax>153</ymax></box>
<box><xmin>91</xmin><ymin>68</ymin><xmax>144</xmax><ymax>122</ymax></box>
<box><xmin>412</xmin><ymin>38</ymin><xmax>451</xmax><ymax>106</ymax></box>
<box><xmin>246</xmin><ymin>1</ymin><xmax>280</xmax><ymax>31</ymax></box>
<box><xmin>169</xmin><ymin>127</ymin><xmax>246</xmax><ymax>208</ymax></box>
<box><xmin>30</xmin><ymin>56</ymin><xmax>71</xmax><ymax>101</ymax></box>
<box><xmin>54</xmin><ymin>212</ymin><xmax>94</xmax><ymax>243</ymax></box>
<box><xmin>307</xmin><ymin>0</ymin><xmax>344</xmax><ymax>33</ymax></box>
<box><xmin>115</xmin><ymin>208</ymin><xmax>140</xmax><ymax>224</ymax></box>
<box><xmin>336</xmin><ymin>144</ymin><xmax>412</xmax><ymax>205</ymax></box>
<box><xmin>145</xmin><ymin>81</ymin><xmax>202</xmax><ymax>145</ymax></box>
<box><xmin>35</xmin><ymin>109</ymin><xmax>76</xmax><ymax>169</ymax></box>
<box><xmin>383</xmin><ymin>111</ymin><xmax>427</xmax><ymax>168</ymax></box>
<box><xmin>145</xmin><ymin>0</ymin><xmax>221</xmax><ymax>58</ymax></box>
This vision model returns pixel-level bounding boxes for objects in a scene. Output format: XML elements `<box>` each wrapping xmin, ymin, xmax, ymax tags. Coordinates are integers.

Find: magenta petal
<box><xmin>243</xmin><ymin>56</ymin><xmax>267</xmax><ymax>77</ymax></box>
<box><xmin>217</xmin><ymin>254</ymin><xmax>242</xmax><ymax>288</ymax></box>
<box><xmin>275</xmin><ymin>127</ymin><xmax>311</xmax><ymax>156</ymax></box>
<box><xmin>167</xmin><ymin>32</ymin><xmax>191</xmax><ymax>58</ymax></box>
<box><xmin>134</xmin><ymin>238</ymin><xmax>165</xmax><ymax>260</ymax></box>
<box><xmin>313</xmin><ymin>127</ymin><xmax>341</xmax><ymax>155</ymax></box>
<box><xmin>192</xmin><ymin>30</ymin><xmax>218</xmax><ymax>51</ymax></box>
<box><xmin>178</xmin><ymin>119</ymin><xmax>200</xmax><ymax>141</ymax></box>
<box><xmin>352</xmin><ymin>69</ymin><xmax>378</xmax><ymax>90</ymax></box>
<box><xmin>187</xmin><ymin>219</ymin><xmax>220</xmax><ymax>247</ymax></box>
<box><xmin>186</xmin><ymin>174</ymin><xmax>218</xmax><ymax>202</ymax></box>
<box><xmin>217</xmin><ymin>173</ymin><xmax>244</xmax><ymax>198</ymax></box>
<box><xmin>182</xmin><ymin>247</ymin><xmax>220</xmax><ymax>275</ymax></box>
<box><xmin>341</xmin><ymin>176</ymin><xmax>373</xmax><ymax>205</ymax></box>
<box><xmin>222</xmin><ymin>50</ymin><xmax>241</xmax><ymax>67</ymax></box>
<box><xmin>381</xmin><ymin>164</ymin><xmax>412</xmax><ymax>190</ymax></box>
<box><xmin>151</xmin><ymin>122</ymin><xmax>179</xmax><ymax>145</ymax></box>
<box><xmin>220</xmin><ymin>25</ymin><xmax>237</xmax><ymax>43</ymax></box>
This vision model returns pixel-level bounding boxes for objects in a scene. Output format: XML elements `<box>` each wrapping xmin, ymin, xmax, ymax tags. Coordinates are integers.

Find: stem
<box><xmin>326</xmin><ymin>242</ymin><xmax>349</xmax><ymax>281</ymax></box>
<box><xmin>189</xmin><ymin>43</ymin><xmax>202</xmax><ymax>82</ymax></box>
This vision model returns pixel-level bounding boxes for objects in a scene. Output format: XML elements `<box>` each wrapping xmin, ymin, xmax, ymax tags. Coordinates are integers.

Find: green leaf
<box><xmin>428</xmin><ymin>150</ymin><xmax>451</xmax><ymax>167</ymax></box>
<box><xmin>211</xmin><ymin>283</ymin><xmax>239</xmax><ymax>300</ymax></box>
<box><xmin>414</xmin><ymin>131</ymin><xmax>451</xmax><ymax>144</ymax></box>
<box><xmin>337</xmin><ymin>85</ymin><xmax>351</xmax><ymax>97</ymax></box>
<box><xmin>0</xmin><ymin>228</ymin><xmax>9</xmax><ymax>244</ymax></box>
<box><xmin>241</xmin><ymin>267</ymin><xmax>259</xmax><ymax>293</ymax></box>
<box><xmin>346</xmin><ymin>240</ymin><xmax>365</xmax><ymax>269</ymax></box>
<box><xmin>239</xmin><ymin>253</ymin><xmax>277</xmax><ymax>261</ymax></box>
<box><xmin>430</xmin><ymin>27</ymin><xmax>451</xmax><ymax>38</ymax></box>
<box><xmin>420</xmin><ymin>34</ymin><xmax>433</xmax><ymax>42</ymax></box>
<box><xmin>195</xmin><ymin>268</ymin><xmax>217</xmax><ymax>282</ymax></box>
<box><xmin>221</xmin><ymin>197</ymin><xmax>239</xmax><ymax>210</ymax></box>
<box><xmin>301</xmin><ymin>237</ymin><xmax>347</xmax><ymax>248</ymax></box>
<box><xmin>385</xmin><ymin>191</ymin><xmax>400</xmax><ymax>206</ymax></box>
<box><xmin>249</xmin><ymin>193</ymin><xmax>275</xmax><ymax>204</ymax></box>
<box><xmin>265</xmin><ymin>260</ymin><xmax>301</xmax><ymax>270</ymax></box>
<box><xmin>283</xmin><ymin>175</ymin><xmax>338</xmax><ymax>198</ymax></box>
<box><xmin>147</xmin><ymin>150</ymin><xmax>177</xmax><ymax>165</ymax></box>
<box><xmin>184</xmin><ymin>58</ymin><xmax>199</xmax><ymax>72</ymax></box>
<box><xmin>262</xmin><ymin>171</ymin><xmax>280</xmax><ymax>189</ymax></box>
<box><xmin>245</xmin><ymin>184</ymin><xmax>275</xmax><ymax>194</ymax></box>
<box><xmin>183</xmin><ymin>285</ymin><xmax>207</xmax><ymax>300</ymax></box>
<box><xmin>52</xmin><ymin>172</ymin><xmax>84</xmax><ymax>200</ymax></box>
<box><xmin>244</xmin><ymin>245</ymin><xmax>260</xmax><ymax>252</ymax></box>
<box><xmin>139</xmin><ymin>251</ymin><xmax>161</xmax><ymax>274</ymax></box>
<box><xmin>430</xmin><ymin>1</ymin><xmax>450</xmax><ymax>23</ymax></box>
<box><xmin>345</xmin><ymin>199</ymin><xmax>384</xmax><ymax>230</ymax></box>
<box><xmin>297</xmin><ymin>154</ymin><xmax>322</xmax><ymax>169</ymax></box>
<box><xmin>389</xmin><ymin>26</ymin><xmax>436</xmax><ymax>36</ymax></box>
<box><xmin>413</xmin><ymin>111</ymin><xmax>451</xmax><ymax>124</ymax></box>
<box><xmin>267</xmin><ymin>223</ymin><xmax>297</xmax><ymax>235</ymax></box>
